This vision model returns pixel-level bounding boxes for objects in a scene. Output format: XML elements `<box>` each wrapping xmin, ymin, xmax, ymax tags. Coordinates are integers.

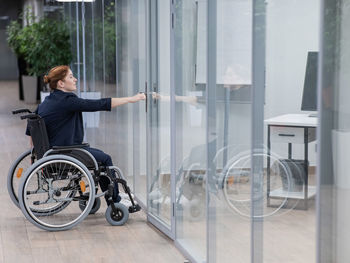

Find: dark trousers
<box><xmin>85</xmin><ymin>147</ymin><xmax>121</xmax><ymax>203</ymax></box>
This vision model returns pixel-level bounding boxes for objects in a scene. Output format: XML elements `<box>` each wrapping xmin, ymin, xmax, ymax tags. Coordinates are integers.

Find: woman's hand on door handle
<box><xmin>110</xmin><ymin>93</ymin><xmax>146</xmax><ymax>108</ymax></box>
<box><xmin>129</xmin><ymin>92</ymin><xmax>146</xmax><ymax>103</ymax></box>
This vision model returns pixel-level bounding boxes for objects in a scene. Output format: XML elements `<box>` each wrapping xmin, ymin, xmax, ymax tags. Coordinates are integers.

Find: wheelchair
<box><xmin>149</xmin><ymin>144</ymin><xmax>300</xmax><ymax>221</ymax></box>
<box><xmin>8</xmin><ymin>109</ymin><xmax>141</xmax><ymax>231</ymax></box>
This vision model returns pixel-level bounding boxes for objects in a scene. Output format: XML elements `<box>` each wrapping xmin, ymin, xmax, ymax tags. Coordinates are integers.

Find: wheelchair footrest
<box><xmin>129</xmin><ymin>204</ymin><xmax>141</xmax><ymax>213</ymax></box>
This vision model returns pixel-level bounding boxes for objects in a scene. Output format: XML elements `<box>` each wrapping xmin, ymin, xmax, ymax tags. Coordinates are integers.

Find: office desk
<box><xmin>265</xmin><ymin>114</ymin><xmax>317</xmax><ymax>210</ymax></box>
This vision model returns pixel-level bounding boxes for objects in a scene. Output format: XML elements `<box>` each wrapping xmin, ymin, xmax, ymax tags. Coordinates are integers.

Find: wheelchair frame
<box><xmin>9</xmin><ymin>108</ymin><xmax>140</xmax><ymax>231</ymax></box>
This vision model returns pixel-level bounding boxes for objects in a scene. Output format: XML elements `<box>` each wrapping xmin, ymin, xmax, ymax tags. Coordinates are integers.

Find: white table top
<box><xmin>264</xmin><ymin>114</ymin><xmax>317</xmax><ymax>127</ymax></box>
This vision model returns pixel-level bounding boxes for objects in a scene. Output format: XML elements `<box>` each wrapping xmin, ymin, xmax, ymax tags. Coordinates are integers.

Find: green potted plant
<box><xmin>7</xmin><ymin>9</ymin><xmax>72</xmax><ymax>103</ymax></box>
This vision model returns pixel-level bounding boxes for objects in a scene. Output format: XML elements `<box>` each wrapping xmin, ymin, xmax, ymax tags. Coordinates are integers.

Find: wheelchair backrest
<box><xmin>27</xmin><ymin>117</ymin><xmax>50</xmax><ymax>159</ymax></box>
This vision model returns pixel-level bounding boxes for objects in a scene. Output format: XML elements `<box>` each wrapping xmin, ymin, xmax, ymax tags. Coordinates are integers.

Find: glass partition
<box><xmin>147</xmin><ymin>0</ymin><xmax>172</xmax><ymax>232</ymax></box>
<box><xmin>103</xmin><ymin>0</ymin><xmax>123</xmax><ymax>181</ymax></box>
<box><xmin>66</xmin><ymin>0</ymin><xmax>147</xmax><ymax>202</ymax></box>
<box><xmin>62</xmin><ymin>1</ymin><xmax>82</xmax><ymax>92</ymax></box>
<box><xmin>115</xmin><ymin>0</ymin><xmax>147</xmax><ymax>203</ymax></box>
<box><xmin>318</xmin><ymin>0</ymin><xmax>350</xmax><ymax>262</ymax></box>
<box><xmin>82</xmin><ymin>0</ymin><xmax>103</xmax><ymax>148</ymax></box>
<box><xmin>263</xmin><ymin>0</ymin><xmax>319</xmax><ymax>261</ymax></box>
<box><xmin>174</xmin><ymin>0</ymin><xmax>207</xmax><ymax>261</ymax></box>
<box><xmin>60</xmin><ymin>1</ymin><xmax>341</xmax><ymax>262</ymax></box>
<box><xmin>130</xmin><ymin>0</ymin><xmax>147</xmax><ymax>205</ymax></box>
<box><xmin>207</xmin><ymin>0</ymin><xmax>253</xmax><ymax>262</ymax></box>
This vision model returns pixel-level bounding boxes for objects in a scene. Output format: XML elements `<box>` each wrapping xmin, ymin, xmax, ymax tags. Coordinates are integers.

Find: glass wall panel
<box><xmin>63</xmin><ymin>2</ymin><xmax>76</xmax><ymax>73</ymax></box>
<box><xmin>148</xmin><ymin>0</ymin><xmax>172</xmax><ymax>228</ymax></box>
<box><xmin>77</xmin><ymin>1</ymin><xmax>84</xmax><ymax>96</ymax></box>
<box><xmin>318</xmin><ymin>0</ymin><xmax>350</xmax><ymax>262</ymax></box>
<box><xmin>263</xmin><ymin>0</ymin><xmax>319</xmax><ymax>262</ymax></box>
<box><xmin>207</xmin><ymin>0</ymin><xmax>253</xmax><ymax>262</ymax></box>
<box><xmin>111</xmin><ymin>0</ymin><xmax>131</xmax><ymax>183</ymax></box>
<box><xmin>115</xmin><ymin>0</ymin><xmax>147</xmax><ymax>203</ymax></box>
<box><xmin>130</xmin><ymin>0</ymin><xmax>147</xmax><ymax>204</ymax></box>
<box><xmin>83</xmin><ymin>0</ymin><xmax>103</xmax><ymax>148</ymax></box>
<box><xmin>65</xmin><ymin>1</ymin><xmax>82</xmax><ymax>93</ymax></box>
<box><xmin>64</xmin><ymin>0</ymin><xmax>147</xmax><ymax>207</ymax></box>
<box><xmin>174</xmin><ymin>0</ymin><xmax>207</xmax><ymax>261</ymax></box>
<box><xmin>82</xmin><ymin>0</ymin><xmax>108</xmax><ymax>155</ymax></box>
<box><xmin>102</xmin><ymin>0</ymin><xmax>119</xmax><ymax>180</ymax></box>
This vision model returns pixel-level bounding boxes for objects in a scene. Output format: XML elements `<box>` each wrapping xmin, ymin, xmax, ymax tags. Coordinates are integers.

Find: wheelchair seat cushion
<box><xmin>52</xmin><ymin>143</ymin><xmax>90</xmax><ymax>150</ymax></box>
<box><xmin>48</xmin><ymin>149</ymin><xmax>97</xmax><ymax>170</ymax></box>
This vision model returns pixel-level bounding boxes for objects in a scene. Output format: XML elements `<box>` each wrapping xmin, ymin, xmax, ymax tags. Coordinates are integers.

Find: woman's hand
<box><xmin>111</xmin><ymin>93</ymin><xmax>146</xmax><ymax>108</ymax></box>
<box><xmin>129</xmin><ymin>93</ymin><xmax>146</xmax><ymax>103</ymax></box>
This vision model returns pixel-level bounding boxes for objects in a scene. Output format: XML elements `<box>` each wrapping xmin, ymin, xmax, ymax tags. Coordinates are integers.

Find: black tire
<box><xmin>105</xmin><ymin>203</ymin><xmax>129</xmax><ymax>226</ymax></box>
<box><xmin>9</xmin><ymin>150</ymin><xmax>72</xmax><ymax>216</ymax></box>
<box><xmin>79</xmin><ymin>197</ymin><xmax>101</xmax><ymax>214</ymax></box>
<box><xmin>18</xmin><ymin>155</ymin><xmax>95</xmax><ymax>231</ymax></box>
<box><xmin>7</xmin><ymin>149</ymin><xmax>33</xmax><ymax>208</ymax></box>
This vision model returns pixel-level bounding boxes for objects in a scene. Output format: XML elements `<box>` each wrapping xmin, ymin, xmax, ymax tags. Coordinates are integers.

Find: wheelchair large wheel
<box><xmin>7</xmin><ymin>149</ymin><xmax>34</xmax><ymax>208</ymax></box>
<box><xmin>18</xmin><ymin>155</ymin><xmax>95</xmax><ymax>231</ymax></box>
<box><xmin>8</xmin><ymin>150</ymin><xmax>71</xmax><ymax>216</ymax></box>
<box><xmin>222</xmin><ymin>152</ymin><xmax>293</xmax><ymax>218</ymax></box>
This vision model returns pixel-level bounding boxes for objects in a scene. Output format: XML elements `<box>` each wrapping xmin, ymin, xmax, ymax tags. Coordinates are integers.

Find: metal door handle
<box><xmin>139</xmin><ymin>91</ymin><xmax>147</xmax><ymax>113</ymax></box>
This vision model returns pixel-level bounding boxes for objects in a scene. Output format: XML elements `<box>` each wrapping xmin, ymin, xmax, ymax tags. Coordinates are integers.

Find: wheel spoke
<box><xmin>21</xmin><ymin>158</ymin><xmax>94</xmax><ymax>230</ymax></box>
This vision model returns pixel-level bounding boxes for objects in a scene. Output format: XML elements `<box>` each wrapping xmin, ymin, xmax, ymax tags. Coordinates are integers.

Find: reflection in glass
<box><xmin>147</xmin><ymin>0</ymin><xmax>172</xmax><ymax>227</ymax></box>
<box><xmin>174</xmin><ymin>0</ymin><xmax>207</xmax><ymax>261</ymax></box>
<box><xmin>318</xmin><ymin>0</ymin><xmax>350</xmax><ymax>261</ymax></box>
<box><xmin>263</xmin><ymin>0</ymin><xmax>319</xmax><ymax>262</ymax></box>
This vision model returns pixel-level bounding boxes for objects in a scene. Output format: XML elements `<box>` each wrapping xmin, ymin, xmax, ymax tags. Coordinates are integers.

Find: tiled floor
<box><xmin>0</xmin><ymin>81</ymin><xmax>185</xmax><ymax>263</ymax></box>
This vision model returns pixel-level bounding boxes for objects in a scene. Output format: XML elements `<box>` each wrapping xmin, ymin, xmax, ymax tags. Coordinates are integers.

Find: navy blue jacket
<box><xmin>26</xmin><ymin>89</ymin><xmax>111</xmax><ymax>147</ymax></box>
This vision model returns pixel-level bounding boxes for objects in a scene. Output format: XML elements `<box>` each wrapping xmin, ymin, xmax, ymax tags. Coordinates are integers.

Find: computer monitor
<box><xmin>301</xmin><ymin>51</ymin><xmax>318</xmax><ymax>113</ymax></box>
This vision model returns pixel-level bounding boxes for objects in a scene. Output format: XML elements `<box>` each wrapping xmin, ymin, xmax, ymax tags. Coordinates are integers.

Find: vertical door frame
<box><xmin>170</xmin><ymin>0</ymin><xmax>177</xmax><ymax>240</ymax></box>
<box><xmin>316</xmin><ymin>0</ymin><xmax>339</xmax><ymax>262</ymax></box>
<box><xmin>251</xmin><ymin>0</ymin><xmax>266</xmax><ymax>262</ymax></box>
<box><xmin>131</xmin><ymin>0</ymin><xmax>141</xmax><ymax>202</ymax></box>
<box><xmin>206</xmin><ymin>0</ymin><xmax>217</xmax><ymax>262</ymax></box>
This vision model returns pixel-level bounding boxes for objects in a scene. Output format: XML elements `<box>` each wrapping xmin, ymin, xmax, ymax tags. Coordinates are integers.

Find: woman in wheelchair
<box><xmin>30</xmin><ymin>66</ymin><xmax>144</xmax><ymax>204</ymax></box>
<box><xmin>15</xmin><ymin>65</ymin><xmax>145</xmax><ymax>231</ymax></box>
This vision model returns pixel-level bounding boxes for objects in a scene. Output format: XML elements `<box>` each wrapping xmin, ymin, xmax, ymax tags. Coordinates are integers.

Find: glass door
<box><xmin>130</xmin><ymin>0</ymin><xmax>148</xmax><ymax>207</ymax></box>
<box><xmin>147</xmin><ymin>0</ymin><xmax>174</xmax><ymax>238</ymax></box>
<box><xmin>114</xmin><ymin>0</ymin><xmax>147</xmax><ymax>205</ymax></box>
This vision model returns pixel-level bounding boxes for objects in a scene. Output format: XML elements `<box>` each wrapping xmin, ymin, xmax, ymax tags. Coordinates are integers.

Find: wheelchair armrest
<box><xmin>51</xmin><ymin>143</ymin><xmax>90</xmax><ymax>150</ymax></box>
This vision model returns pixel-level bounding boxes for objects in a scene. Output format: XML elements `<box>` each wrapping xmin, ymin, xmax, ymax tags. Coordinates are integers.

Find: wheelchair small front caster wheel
<box><xmin>190</xmin><ymin>203</ymin><xmax>203</xmax><ymax>219</ymax></box>
<box><xmin>105</xmin><ymin>202</ymin><xmax>129</xmax><ymax>226</ymax></box>
<box><xmin>188</xmin><ymin>198</ymin><xmax>204</xmax><ymax>221</ymax></box>
<box><xmin>79</xmin><ymin>197</ymin><xmax>101</xmax><ymax>214</ymax></box>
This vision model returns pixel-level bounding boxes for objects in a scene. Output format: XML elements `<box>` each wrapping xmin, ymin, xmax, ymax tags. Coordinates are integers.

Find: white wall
<box><xmin>265</xmin><ymin>0</ymin><xmax>320</xmax><ymax>164</ymax></box>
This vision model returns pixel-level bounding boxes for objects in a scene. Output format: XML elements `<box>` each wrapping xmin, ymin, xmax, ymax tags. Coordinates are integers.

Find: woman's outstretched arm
<box><xmin>111</xmin><ymin>93</ymin><xmax>146</xmax><ymax>108</ymax></box>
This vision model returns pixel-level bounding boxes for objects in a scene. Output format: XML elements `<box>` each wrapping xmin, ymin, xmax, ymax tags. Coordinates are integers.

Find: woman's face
<box><xmin>60</xmin><ymin>69</ymin><xmax>77</xmax><ymax>92</ymax></box>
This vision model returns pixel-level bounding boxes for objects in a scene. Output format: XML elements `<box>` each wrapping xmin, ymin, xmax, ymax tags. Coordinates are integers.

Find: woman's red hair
<box><xmin>43</xmin><ymin>65</ymin><xmax>70</xmax><ymax>90</ymax></box>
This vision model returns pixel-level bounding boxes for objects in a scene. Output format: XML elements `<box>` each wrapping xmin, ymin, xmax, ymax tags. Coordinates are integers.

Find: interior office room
<box><xmin>0</xmin><ymin>0</ymin><xmax>349</xmax><ymax>262</ymax></box>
